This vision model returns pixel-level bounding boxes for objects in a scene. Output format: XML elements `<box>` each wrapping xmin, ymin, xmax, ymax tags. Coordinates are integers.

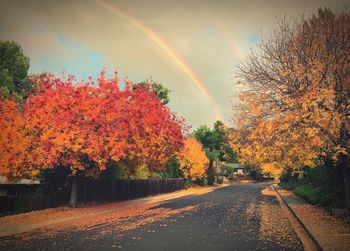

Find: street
<box><xmin>0</xmin><ymin>183</ymin><xmax>303</xmax><ymax>251</ymax></box>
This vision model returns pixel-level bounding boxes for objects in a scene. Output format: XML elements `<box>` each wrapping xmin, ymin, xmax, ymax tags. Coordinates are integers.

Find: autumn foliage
<box><xmin>0</xmin><ymin>71</ymin><xmax>185</xmax><ymax>180</ymax></box>
<box><xmin>178</xmin><ymin>138</ymin><xmax>208</xmax><ymax>180</ymax></box>
<box><xmin>232</xmin><ymin>9</ymin><xmax>350</xmax><ymax>207</ymax></box>
<box><xmin>0</xmin><ymin>97</ymin><xmax>35</xmax><ymax>179</ymax></box>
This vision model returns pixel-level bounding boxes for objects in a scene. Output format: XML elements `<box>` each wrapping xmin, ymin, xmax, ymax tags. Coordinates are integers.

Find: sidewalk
<box><xmin>274</xmin><ymin>185</ymin><xmax>350</xmax><ymax>251</ymax></box>
<box><xmin>0</xmin><ymin>184</ymin><xmax>228</xmax><ymax>238</ymax></box>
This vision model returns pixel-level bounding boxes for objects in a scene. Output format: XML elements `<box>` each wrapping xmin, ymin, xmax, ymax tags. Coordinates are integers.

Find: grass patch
<box><xmin>294</xmin><ymin>184</ymin><xmax>326</xmax><ymax>205</ymax></box>
<box><xmin>280</xmin><ymin>181</ymin><xmax>345</xmax><ymax>209</ymax></box>
<box><xmin>294</xmin><ymin>183</ymin><xmax>344</xmax><ymax>209</ymax></box>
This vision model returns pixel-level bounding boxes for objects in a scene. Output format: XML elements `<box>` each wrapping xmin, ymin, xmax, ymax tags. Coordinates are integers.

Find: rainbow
<box><xmin>205</xmin><ymin>11</ymin><xmax>245</xmax><ymax>61</ymax></box>
<box><xmin>95</xmin><ymin>0</ymin><xmax>223</xmax><ymax>121</ymax></box>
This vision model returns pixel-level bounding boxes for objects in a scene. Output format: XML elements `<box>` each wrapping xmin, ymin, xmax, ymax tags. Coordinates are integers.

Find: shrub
<box><xmin>184</xmin><ymin>179</ymin><xmax>193</xmax><ymax>189</ymax></box>
<box><xmin>295</xmin><ymin>183</ymin><xmax>345</xmax><ymax>209</ymax></box>
<box><xmin>216</xmin><ymin>176</ymin><xmax>224</xmax><ymax>184</ymax></box>
<box><xmin>207</xmin><ymin>173</ymin><xmax>215</xmax><ymax>186</ymax></box>
<box><xmin>228</xmin><ymin>173</ymin><xmax>236</xmax><ymax>183</ymax></box>
<box><xmin>279</xmin><ymin>171</ymin><xmax>291</xmax><ymax>183</ymax></box>
<box><xmin>279</xmin><ymin>181</ymin><xmax>293</xmax><ymax>190</ymax></box>
<box><xmin>345</xmin><ymin>215</ymin><xmax>350</xmax><ymax>226</ymax></box>
<box><xmin>295</xmin><ymin>184</ymin><xmax>327</xmax><ymax>205</ymax></box>
<box><xmin>194</xmin><ymin>177</ymin><xmax>207</xmax><ymax>186</ymax></box>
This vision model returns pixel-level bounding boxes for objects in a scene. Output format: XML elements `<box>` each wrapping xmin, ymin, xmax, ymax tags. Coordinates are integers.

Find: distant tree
<box><xmin>132</xmin><ymin>80</ymin><xmax>170</xmax><ymax>104</ymax></box>
<box><xmin>194</xmin><ymin>123</ymin><xmax>221</xmax><ymax>185</ymax></box>
<box><xmin>213</xmin><ymin>121</ymin><xmax>238</xmax><ymax>162</ymax></box>
<box><xmin>194</xmin><ymin>121</ymin><xmax>238</xmax><ymax>184</ymax></box>
<box><xmin>0</xmin><ymin>41</ymin><xmax>32</xmax><ymax>101</ymax></box>
<box><xmin>194</xmin><ymin>125</ymin><xmax>219</xmax><ymax>149</ymax></box>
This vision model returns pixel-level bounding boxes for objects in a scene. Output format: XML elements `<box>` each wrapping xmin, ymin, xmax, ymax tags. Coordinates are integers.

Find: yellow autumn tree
<box><xmin>261</xmin><ymin>163</ymin><xmax>282</xmax><ymax>177</ymax></box>
<box><xmin>178</xmin><ymin>138</ymin><xmax>208</xmax><ymax>180</ymax></box>
<box><xmin>232</xmin><ymin>9</ymin><xmax>350</xmax><ymax>207</ymax></box>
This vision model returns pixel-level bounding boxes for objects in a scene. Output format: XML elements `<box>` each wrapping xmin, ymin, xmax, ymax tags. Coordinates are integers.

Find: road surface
<box><xmin>0</xmin><ymin>183</ymin><xmax>303</xmax><ymax>250</ymax></box>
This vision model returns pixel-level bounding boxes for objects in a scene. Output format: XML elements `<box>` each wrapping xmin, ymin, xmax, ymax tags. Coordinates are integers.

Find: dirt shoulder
<box><xmin>274</xmin><ymin>185</ymin><xmax>350</xmax><ymax>251</ymax></box>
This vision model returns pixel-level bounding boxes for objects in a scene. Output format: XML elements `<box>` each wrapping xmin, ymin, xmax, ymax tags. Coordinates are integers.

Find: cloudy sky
<box><xmin>1</xmin><ymin>0</ymin><xmax>349</xmax><ymax>129</ymax></box>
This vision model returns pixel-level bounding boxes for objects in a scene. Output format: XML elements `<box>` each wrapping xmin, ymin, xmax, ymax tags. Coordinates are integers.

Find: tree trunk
<box><xmin>70</xmin><ymin>176</ymin><xmax>78</xmax><ymax>208</ymax></box>
<box><xmin>290</xmin><ymin>176</ymin><xmax>295</xmax><ymax>191</ymax></box>
<box><xmin>207</xmin><ymin>159</ymin><xmax>215</xmax><ymax>185</ymax></box>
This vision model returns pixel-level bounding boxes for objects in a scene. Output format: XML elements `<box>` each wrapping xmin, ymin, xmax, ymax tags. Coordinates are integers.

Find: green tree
<box><xmin>0</xmin><ymin>41</ymin><xmax>31</xmax><ymax>101</ymax></box>
<box><xmin>157</xmin><ymin>156</ymin><xmax>181</xmax><ymax>178</ymax></box>
<box><xmin>132</xmin><ymin>80</ymin><xmax>170</xmax><ymax>104</ymax></box>
<box><xmin>213</xmin><ymin>121</ymin><xmax>238</xmax><ymax>162</ymax></box>
<box><xmin>194</xmin><ymin>122</ymin><xmax>220</xmax><ymax>185</ymax></box>
<box><xmin>194</xmin><ymin>121</ymin><xmax>238</xmax><ymax>184</ymax></box>
<box><xmin>194</xmin><ymin>125</ymin><xmax>220</xmax><ymax>150</ymax></box>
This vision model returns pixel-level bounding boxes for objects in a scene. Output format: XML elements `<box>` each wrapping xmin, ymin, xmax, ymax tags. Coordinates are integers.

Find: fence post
<box><xmin>83</xmin><ymin>178</ymin><xmax>87</xmax><ymax>205</ymax></box>
<box><xmin>111</xmin><ymin>180</ymin><xmax>115</xmax><ymax>202</ymax></box>
<box><xmin>157</xmin><ymin>179</ymin><xmax>159</xmax><ymax>194</ymax></box>
<box><xmin>127</xmin><ymin>180</ymin><xmax>130</xmax><ymax>200</ymax></box>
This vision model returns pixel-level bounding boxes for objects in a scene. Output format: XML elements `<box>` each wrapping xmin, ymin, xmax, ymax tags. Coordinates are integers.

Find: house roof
<box><xmin>221</xmin><ymin>163</ymin><xmax>247</xmax><ymax>169</ymax></box>
<box><xmin>0</xmin><ymin>176</ymin><xmax>40</xmax><ymax>185</ymax></box>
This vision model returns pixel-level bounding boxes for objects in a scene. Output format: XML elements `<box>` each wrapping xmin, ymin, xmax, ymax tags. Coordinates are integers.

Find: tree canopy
<box><xmin>1</xmin><ymin>71</ymin><xmax>185</xmax><ymax>181</ymax></box>
<box><xmin>0</xmin><ymin>41</ymin><xmax>32</xmax><ymax>101</ymax></box>
<box><xmin>232</xmin><ymin>8</ymin><xmax>350</xmax><ymax>207</ymax></box>
<box><xmin>132</xmin><ymin>80</ymin><xmax>170</xmax><ymax>104</ymax></box>
<box><xmin>194</xmin><ymin>120</ymin><xmax>238</xmax><ymax>184</ymax></box>
<box><xmin>178</xmin><ymin>138</ymin><xmax>208</xmax><ymax>180</ymax></box>
<box><xmin>194</xmin><ymin>121</ymin><xmax>237</xmax><ymax>162</ymax></box>
<box><xmin>0</xmin><ymin>96</ymin><xmax>34</xmax><ymax>179</ymax></box>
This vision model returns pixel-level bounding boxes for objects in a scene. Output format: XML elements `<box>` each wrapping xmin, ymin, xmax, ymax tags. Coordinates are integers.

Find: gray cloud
<box><xmin>1</xmin><ymin>0</ymin><xmax>349</xmax><ymax>129</ymax></box>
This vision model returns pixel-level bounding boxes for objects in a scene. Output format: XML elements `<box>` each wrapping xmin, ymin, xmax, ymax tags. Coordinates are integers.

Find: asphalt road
<box><xmin>0</xmin><ymin>183</ymin><xmax>303</xmax><ymax>251</ymax></box>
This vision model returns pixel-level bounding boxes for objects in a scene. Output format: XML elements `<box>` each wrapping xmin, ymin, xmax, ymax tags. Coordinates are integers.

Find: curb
<box><xmin>271</xmin><ymin>185</ymin><xmax>323</xmax><ymax>251</ymax></box>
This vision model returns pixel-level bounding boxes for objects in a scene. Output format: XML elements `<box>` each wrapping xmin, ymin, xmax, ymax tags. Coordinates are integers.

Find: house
<box><xmin>0</xmin><ymin>176</ymin><xmax>40</xmax><ymax>197</ymax></box>
<box><xmin>0</xmin><ymin>176</ymin><xmax>40</xmax><ymax>215</ymax></box>
<box><xmin>220</xmin><ymin>163</ymin><xmax>248</xmax><ymax>176</ymax></box>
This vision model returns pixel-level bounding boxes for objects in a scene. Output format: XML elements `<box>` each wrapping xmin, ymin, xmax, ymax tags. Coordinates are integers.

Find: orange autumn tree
<box><xmin>24</xmin><ymin>71</ymin><xmax>185</xmax><ymax>207</ymax></box>
<box><xmin>178</xmin><ymin>138</ymin><xmax>208</xmax><ymax>180</ymax></box>
<box><xmin>0</xmin><ymin>96</ymin><xmax>36</xmax><ymax>179</ymax></box>
<box><xmin>232</xmin><ymin>9</ymin><xmax>350</xmax><ymax>207</ymax></box>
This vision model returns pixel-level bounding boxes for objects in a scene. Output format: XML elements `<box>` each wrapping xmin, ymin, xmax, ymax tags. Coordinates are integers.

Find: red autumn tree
<box><xmin>24</xmin><ymin>71</ymin><xmax>185</xmax><ymax>207</ymax></box>
<box><xmin>119</xmin><ymin>83</ymin><xmax>185</xmax><ymax>177</ymax></box>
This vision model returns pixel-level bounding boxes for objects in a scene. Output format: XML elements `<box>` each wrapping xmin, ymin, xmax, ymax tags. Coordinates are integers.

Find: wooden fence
<box><xmin>76</xmin><ymin>178</ymin><xmax>184</xmax><ymax>204</ymax></box>
<box><xmin>0</xmin><ymin>178</ymin><xmax>184</xmax><ymax>216</ymax></box>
